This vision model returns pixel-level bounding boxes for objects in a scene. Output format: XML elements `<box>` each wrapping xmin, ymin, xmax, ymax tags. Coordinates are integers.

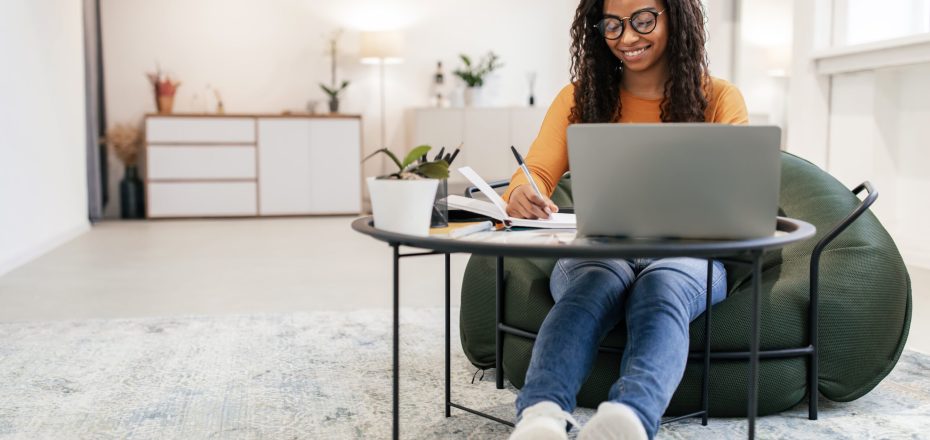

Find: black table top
<box><xmin>351</xmin><ymin>216</ymin><xmax>816</xmax><ymax>259</ymax></box>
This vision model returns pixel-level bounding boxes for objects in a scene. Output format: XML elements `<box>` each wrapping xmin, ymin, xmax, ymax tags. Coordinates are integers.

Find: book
<box><xmin>446</xmin><ymin>166</ymin><xmax>576</xmax><ymax>229</ymax></box>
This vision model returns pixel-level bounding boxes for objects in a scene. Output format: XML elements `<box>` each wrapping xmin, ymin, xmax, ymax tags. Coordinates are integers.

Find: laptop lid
<box><xmin>566</xmin><ymin>124</ymin><xmax>782</xmax><ymax>239</ymax></box>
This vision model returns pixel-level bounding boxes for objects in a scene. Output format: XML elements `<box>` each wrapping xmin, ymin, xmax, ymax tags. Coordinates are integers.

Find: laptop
<box><xmin>566</xmin><ymin>124</ymin><xmax>782</xmax><ymax>239</ymax></box>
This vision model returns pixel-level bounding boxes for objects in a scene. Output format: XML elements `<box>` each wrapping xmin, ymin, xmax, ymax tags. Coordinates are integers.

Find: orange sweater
<box><xmin>502</xmin><ymin>77</ymin><xmax>749</xmax><ymax>201</ymax></box>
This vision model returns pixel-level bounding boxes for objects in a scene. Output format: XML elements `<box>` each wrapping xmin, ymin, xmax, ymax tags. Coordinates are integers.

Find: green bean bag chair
<box><xmin>458</xmin><ymin>152</ymin><xmax>911</xmax><ymax>416</ymax></box>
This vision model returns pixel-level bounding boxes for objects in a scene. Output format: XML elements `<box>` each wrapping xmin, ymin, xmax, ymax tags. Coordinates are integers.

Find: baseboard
<box><xmin>0</xmin><ymin>222</ymin><xmax>91</xmax><ymax>277</ymax></box>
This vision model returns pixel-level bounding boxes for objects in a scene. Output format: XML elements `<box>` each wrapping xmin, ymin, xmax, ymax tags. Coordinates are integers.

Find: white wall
<box><xmin>99</xmin><ymin>0</ymin><xmax>739</xmax><ymax>217</ymax></box>
<box><xmin>705</xmin><ymin>0</ymin><xmax>737</xmax><ymax>81</ymax></box>
<box><xmin>827</xmin><ymin>63</ymin><xmax>930</xmax><ymax>268</ymax></box>
<box><xmin>836</xmin><ymin>0</ymin><xmax>930</xmax><ymax>46</ymax></box>
<box><xmin>736</xmin><ymin>0</ymin><xmax>793</xmax><ymax>127</ymax></box>
<box><xmin>100</xmin><ymin>0</ymin><xmax>580</xmax><ymax>217</ymax></box>
<box><xmin>0</xmin><ymin>0</ymin><xmax>90</xmax><ymax>276</ymax></box>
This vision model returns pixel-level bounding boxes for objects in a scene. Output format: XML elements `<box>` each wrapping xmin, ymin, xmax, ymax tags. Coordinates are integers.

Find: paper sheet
<box><xmin>456</xmin><ymin>166</ymin><xmax>509</xmax><ymax>215</ymax></box>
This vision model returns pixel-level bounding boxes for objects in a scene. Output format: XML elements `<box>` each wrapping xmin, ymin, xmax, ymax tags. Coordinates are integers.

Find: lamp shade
<box><xmin>360</xmin><ymin>31</ymin><xmax>404</xmax><ymax>64</ymax></box>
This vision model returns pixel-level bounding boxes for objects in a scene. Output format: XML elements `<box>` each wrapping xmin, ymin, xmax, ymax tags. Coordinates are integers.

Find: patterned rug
<box><xmin>0</xmin><ymin>309</ymin><xmax>926</xmax><ymax>439</ymax></box>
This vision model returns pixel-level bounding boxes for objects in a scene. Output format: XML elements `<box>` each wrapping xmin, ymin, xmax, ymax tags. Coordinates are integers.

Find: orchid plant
<box><xmin>363</xmin><ymin>145</ymin><xmax>450</xmax><ymax>180</ymax></box>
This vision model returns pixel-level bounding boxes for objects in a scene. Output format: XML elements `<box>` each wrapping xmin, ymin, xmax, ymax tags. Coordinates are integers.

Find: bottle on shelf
<box><xmin>430</xmin><ymin>61</ymin><xmax>447</xmax><ymax>108</ymax></box>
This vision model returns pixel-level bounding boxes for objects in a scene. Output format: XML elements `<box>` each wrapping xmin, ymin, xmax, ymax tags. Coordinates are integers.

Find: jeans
<box><xmin>515</xmin><ymin>257</ymin><xmax>727</xmax><ymax>439</ymax></box>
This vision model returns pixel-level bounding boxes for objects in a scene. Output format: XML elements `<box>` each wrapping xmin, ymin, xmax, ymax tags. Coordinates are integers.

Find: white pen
<box><xmin>510</xmin><ymin>145</ymin><xmax>550</xmax><ymax>218</ymax></box>
<box><xmin>449</xmin><ymin>221</ymin><xmax>495</xmax><ymax>238</ymax></box>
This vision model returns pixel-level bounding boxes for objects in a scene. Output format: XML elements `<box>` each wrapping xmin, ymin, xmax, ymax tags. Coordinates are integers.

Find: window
<box><xmin>837</xmin><ymin>0</ymin><xmax>930</xmax><ymax>46</ymax></box>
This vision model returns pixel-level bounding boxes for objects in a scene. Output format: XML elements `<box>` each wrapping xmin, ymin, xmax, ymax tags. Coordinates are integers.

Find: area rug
<box><xmin>0</xmin><ymin>309</ymin><xmax>927</xmax><ymax>439</ymax></box>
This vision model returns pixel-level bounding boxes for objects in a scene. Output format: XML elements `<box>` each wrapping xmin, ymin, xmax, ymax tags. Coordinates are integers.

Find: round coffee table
<box><xmin>352</xmin><ymin>216</ymin><xmax>816</xmax><ymax>439</ymax></box>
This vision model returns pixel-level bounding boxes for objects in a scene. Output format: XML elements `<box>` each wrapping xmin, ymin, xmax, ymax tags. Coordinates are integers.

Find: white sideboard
<box><xmin>407</xmin><ymin>107</ymin><xmax>547</xmax><ymax>184</ymax></box>
<box><xmin>145</xmin><ymin>114</ymin><xmax>362</xmax><ymax>218</ymax></box>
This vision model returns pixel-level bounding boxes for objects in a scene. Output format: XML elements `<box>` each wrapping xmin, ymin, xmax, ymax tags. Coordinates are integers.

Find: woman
<box><xmin>504</xmin><ymin>0</ymin><xmax>748</xmax><ymax>439</ymax></box>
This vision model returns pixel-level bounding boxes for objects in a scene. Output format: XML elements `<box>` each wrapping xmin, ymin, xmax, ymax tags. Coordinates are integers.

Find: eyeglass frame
<box><xmin>593</xmin><ymin>8</ymin><xmax>666</xmax><ymax>40</ymax></box>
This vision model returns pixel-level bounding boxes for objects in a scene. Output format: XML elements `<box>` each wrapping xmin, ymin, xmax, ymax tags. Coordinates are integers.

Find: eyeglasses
<box><xmin>594</xmin><ymin>8</ymin><xmax>665</xmax><ymax>40</ymax></box>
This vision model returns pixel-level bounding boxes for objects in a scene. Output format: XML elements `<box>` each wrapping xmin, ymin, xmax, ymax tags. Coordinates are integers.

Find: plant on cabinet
<box><xmin>453</xmin><ymin>51</ymin><xmax>503</xmax><ymax>106</ymax></box>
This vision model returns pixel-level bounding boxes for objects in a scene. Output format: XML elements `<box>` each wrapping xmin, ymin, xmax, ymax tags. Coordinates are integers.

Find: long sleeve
<box><xmin>707</xmin><ymin>78</ymin><xmax>749</xmax><ymax>125</ymax></box>
<box><xmin>502</xmin><ymin>84</ymin><xmax>575</xmax><ymax>202</ymax></box>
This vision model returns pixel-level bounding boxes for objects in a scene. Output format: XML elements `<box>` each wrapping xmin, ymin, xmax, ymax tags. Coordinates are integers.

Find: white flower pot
<box><xmin>367</xmin><ymin>177</ymin><xmax>439</xmax><ymax>236</ymax></box>
<box><xmin>463</xmin><ymin>86</ymin><xmax>481</xmax><ymax>107</ymax></box>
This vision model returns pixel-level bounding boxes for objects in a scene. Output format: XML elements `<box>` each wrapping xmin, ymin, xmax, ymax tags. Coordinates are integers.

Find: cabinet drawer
<box><xmin>146</xmin><ymin>117</ymin><xmax>255</xmax><ymax>143</ymax></box>
<box><xmin>147</xmin><ymin>182</ymin><xmax>257</xmax><ymax>217</ymax></box>
<box><xmin>147</xmin><ymin>146</ymin><xmax>256</xmax><ymax>180</ymax></box>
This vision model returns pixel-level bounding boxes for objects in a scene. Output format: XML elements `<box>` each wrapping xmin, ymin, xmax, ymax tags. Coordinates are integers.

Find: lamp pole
<box><xmin>380</xmin><ymin>58</ymin><xmax>387</xmax><ymax>174</ymax></box>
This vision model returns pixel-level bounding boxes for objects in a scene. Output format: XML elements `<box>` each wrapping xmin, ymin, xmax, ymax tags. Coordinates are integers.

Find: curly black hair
<box><xmin>568</xmin><ymin>0</ymin><xmax>711</xmax><ymax>123</ymax></box>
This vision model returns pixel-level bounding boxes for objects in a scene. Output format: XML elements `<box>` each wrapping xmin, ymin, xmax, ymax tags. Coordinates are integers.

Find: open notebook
<box><xmin>445</xmin><ymin>166</ymin><xmax>576</xmax><ymax>229</ymax></box>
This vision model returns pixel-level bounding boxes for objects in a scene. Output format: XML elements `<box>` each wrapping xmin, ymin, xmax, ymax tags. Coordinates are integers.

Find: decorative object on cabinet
<box><xmin>363</xmin><ymin>144</ymin><xmax>448</xmax><ymax>236</ymax></box>
<box><xmin>146</xmin><ymin>65</ymin><xmax>181</xmax><ymax>114</ymax></box>
<box><xmin>144</xmin><ymin>114</ymin><xmax>362</xmax><ymax>218</ymax></box>
<box><xmin>527</xmin><ymin>71</ymin><xmax>537</xmax><ymax>106</ymax></box>
<box><xmin>321</xmin><ymin>29</ymin><xmax>350</xmax><ymax>114</ymax></box>
<box><xmin>105</xmin><ymin>122</ymin><xmax>146</xmax><ymax>219</ymax></box>
<box><xmin>214</xmin><ymin>88</ymin><xmax>225</xmax><ymax>114</ymax></box>
<box><xmin>361</xmin><ymin>30</ymin><xmax>405</xmax><ymax>173</ymax></box>
<box><xmin>453</xmin><ymin>52</ymin><xmax>503</xmax><ymax>107</ymax></box>
<box><xmin>430</xmin><ymin>61</ymin><xmax>448</xmax><ymax>108</ymax></box>
<box><xmin>321</xmin><ymin>81</ymin><xmax>349</xmax><ymax>113</ymax></box>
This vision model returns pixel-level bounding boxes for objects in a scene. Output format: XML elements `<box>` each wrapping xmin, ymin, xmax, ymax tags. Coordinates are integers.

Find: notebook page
<box><xmin>457</xmin><ymin>167</ymin><xmax>509</xmax><ymax>216</ymax></box>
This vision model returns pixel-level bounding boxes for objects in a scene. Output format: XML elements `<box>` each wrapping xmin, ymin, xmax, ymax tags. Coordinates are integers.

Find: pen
<box><xmin>434</xmin><ymin>146</ymin><xmax>446</xmax><ymax>162</ymax></box>
<box><xmin>447</xmin><ymin>142</ymin><xmax>463</xmax><ymax>165</ymax></box>
<box><xmin>449</xmin><ymin>221</ymin><xmax>494</xmax><ymax>238</ymax></box>
<box><xmin>510</xmin><ymin>145</ymin><xmax>549</xmax><ymax>216</ymax></box>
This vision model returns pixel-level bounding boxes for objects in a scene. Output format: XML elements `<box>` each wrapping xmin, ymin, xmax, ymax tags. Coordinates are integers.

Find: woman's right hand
<box><xmin>506</xmin><ymin>184</ymin><xmax>559</xmax><ymax>219</ymax></box>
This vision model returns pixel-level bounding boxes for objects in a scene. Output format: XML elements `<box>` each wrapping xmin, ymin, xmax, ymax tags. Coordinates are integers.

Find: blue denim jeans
<box><xmin>515</xmin><ymin>257</ymin><xmax>727</xmax><ymax>439</ymax></box>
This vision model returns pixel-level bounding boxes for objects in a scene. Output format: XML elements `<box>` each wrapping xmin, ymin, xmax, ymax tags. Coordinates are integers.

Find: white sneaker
<box><xmin>508</xmin><ymin>401</ymin><xmax>579</xmax><ymax>440</ymax></box>
<box><xmin>577</xmin><ymin>402</ymin><xmax>648</xmax><ymax>440</ymax></box>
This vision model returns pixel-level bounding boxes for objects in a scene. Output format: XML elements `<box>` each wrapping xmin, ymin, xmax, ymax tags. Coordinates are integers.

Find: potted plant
<box><xmin>146</xmin><ymin>65</ymin><xmax>180</xmax><ymax>114</ymax></box>
<box><xmin>320</xmin><ymin>80</ymin><xmax>349</xmax><ymax>113</ymax></box>
<box><xmin>363</xmin><ymin>145</ymin><xmax>449</xmax><ymax>236</ymax></box>
<box><xmin>453</xmin><ymin>51</ymin><xmax>503</xmax><ymax>106</ymax></box>
<box><xmin>320</xmin><ymin>29</ymin><xmax>349</xmax><ymax>113</ymax></box>
<box><xmin>105</xmin><ymin>122</ymin><xmax>145</xmax><ymax>219</ymax></box>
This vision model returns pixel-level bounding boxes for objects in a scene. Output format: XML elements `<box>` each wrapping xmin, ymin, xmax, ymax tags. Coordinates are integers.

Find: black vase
<box><xmin>329</xmin><ymin>98</ymin><xmax>339</xmax><ymax>113</ymax></box>
<box><xmin>120</xmin><ymin>165</ymin><xmax>146</xmax><ymax>219</ymax></box>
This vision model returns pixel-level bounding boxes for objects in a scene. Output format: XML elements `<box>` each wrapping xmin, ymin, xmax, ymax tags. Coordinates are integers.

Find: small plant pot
<box><xmin>463</xmin><ymin>87</ymin><xmax>479</xmax><ymax>107</ymax></box>
<box><xmin>367</xmin><ymin>177</ymin><xmax>439</xmax><ymax>236</ymax></box>
<box><xmin>329</xmin><ymin>98</ymin><xmax>340</xmax><ymax>113</ymax></box>
<box><xmin>156</xmin><ymin>95</ymin><xmax>175</xmax><ymax>114</ymax></box>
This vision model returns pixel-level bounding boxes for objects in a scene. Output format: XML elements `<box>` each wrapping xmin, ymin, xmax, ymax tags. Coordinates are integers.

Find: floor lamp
<box><xmin>360</xmin><ymin>31</ymin><xmax>404</xmax><ymax>175</ymax></box>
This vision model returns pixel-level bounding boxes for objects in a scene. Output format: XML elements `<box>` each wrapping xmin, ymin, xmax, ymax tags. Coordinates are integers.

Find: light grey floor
<box><xmin>0</xmin><ymin>217</ymin><xmax>927</xmax><ymax>353</ymax></box>
<box><xmin>0</xmin><ymin>217</ymin><xmax>469</xmax><ymax>319</ymax></box>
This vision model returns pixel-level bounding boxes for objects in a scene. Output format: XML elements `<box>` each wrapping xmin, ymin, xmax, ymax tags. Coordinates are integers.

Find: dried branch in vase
<box><xmin>105</xmin><ymin>123</ymin><xmax>143</xmax><ymax>166</ymax></box>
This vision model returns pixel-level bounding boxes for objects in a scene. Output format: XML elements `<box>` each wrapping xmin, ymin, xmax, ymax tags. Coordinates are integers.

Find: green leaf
<box><xmin>362</xmin><ymin>148</ymin><xmax>403</xmax><ymax>171</ymax></box>
<box><xmin>460</xmin><ymin>54</ymin><xmax>471</xmax><ymax>67</ymax></box>
<box><xmin>401</xmin><ymin>145</ymin><xmax>432</xmax><ymax>168</ymax></box>
<box><xmin>415</xmin><ymin>161</ymin><xmax>450</xmax><ymax>179</ymax></box>
<box><xmin>321</xmin><ymin>81</ymin><xmax>350</xmax><ymax>98</ymax></box>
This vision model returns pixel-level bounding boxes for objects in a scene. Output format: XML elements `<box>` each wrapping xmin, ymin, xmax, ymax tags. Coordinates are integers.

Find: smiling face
<box><xmin>602</xmin><ymin>0</ymin><xmax>668</xmax><ymax>74</ymax></box>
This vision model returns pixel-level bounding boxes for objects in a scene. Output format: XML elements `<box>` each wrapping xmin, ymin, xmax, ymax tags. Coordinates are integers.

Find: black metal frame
<box><xmin>370</xmin><ymin>180</ymin><xmax>875</xmax><ymax>440</ymax></box>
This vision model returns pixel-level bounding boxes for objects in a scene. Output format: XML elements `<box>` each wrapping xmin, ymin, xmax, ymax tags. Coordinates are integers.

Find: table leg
<box><xmin>809</xmin><ymin>254</ymin><xmax>820</xmax><ymax>421</ymax></box>
<box><xmin>748</xmin><ymin>252</ymin><xmax>762</xmax><ymax>439</ymax></box>
<box><xmin>496</xmin><ymin>256</ymin><xmax>504</xmax><ymax>390</ymax></box>
<box><xmin>392</xmin><ymin>244</ymin><xmax>400</xmax><ymax>440</ymax></box>
<box><xmin>445</xmin><ymin>253</ymin><xmax>451</xmax><ymax>418</ymax></box>
<box><xmin>702</xmin><ymin>258</ymin><xmax>713</xmax><ymax>426</ymax></box>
